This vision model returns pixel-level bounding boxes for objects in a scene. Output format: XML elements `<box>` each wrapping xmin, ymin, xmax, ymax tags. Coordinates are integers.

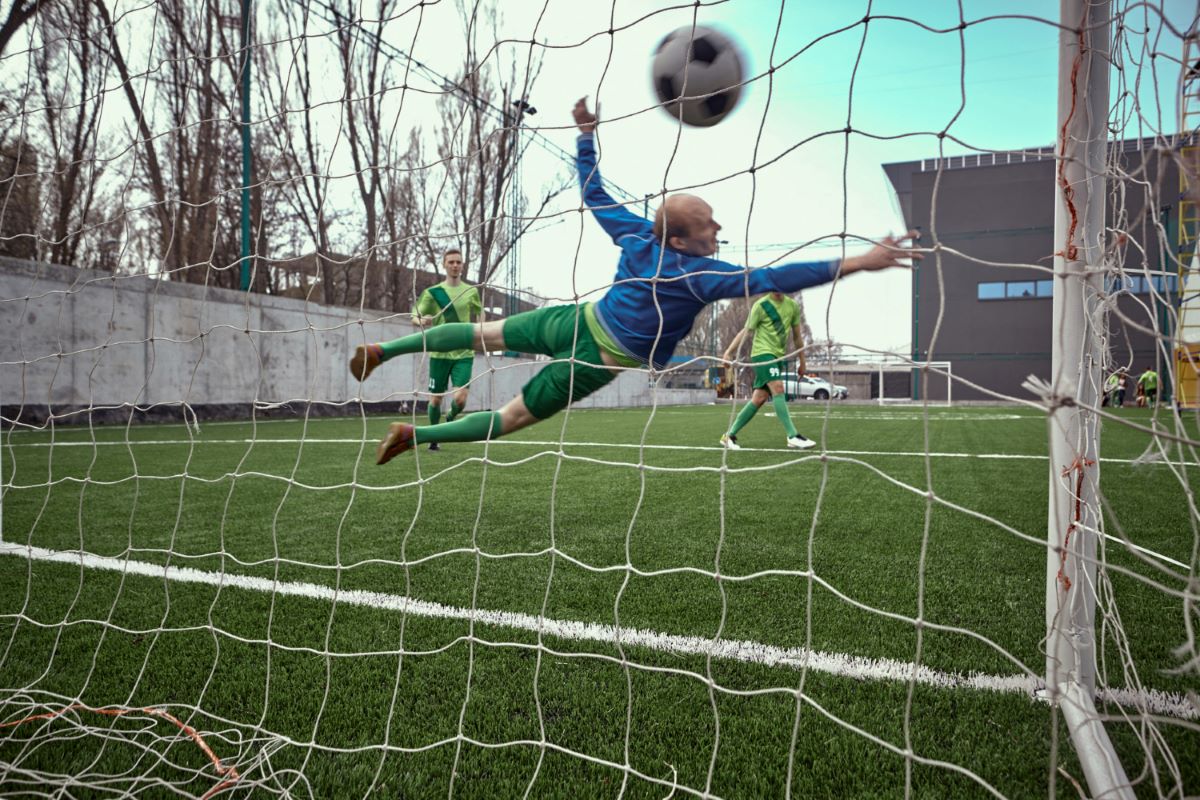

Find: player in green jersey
<box><xmin>1137</xmin><ymin>366</ymin><xmax>1159</xmax><ymax>407</ymax></box>
<box><xmin>719</xmin><ymin>292</ymin><xmax>813</xmax><ymax>450</ymax></box>
<box><xmin>390</xmin><ymin>248</ymin><xmax>482</xmax><ymax>451</ymax></box>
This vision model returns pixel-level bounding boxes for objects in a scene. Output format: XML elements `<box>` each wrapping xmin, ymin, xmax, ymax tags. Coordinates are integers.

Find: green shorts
<box><xmin>501</xmin><ymin>304</ymin><xmax>618</xmax><ymax>420</ymax></box>
<box><xmin>428</xmin><ymin>357</ymin><xmax>473</xmax><ymax>394</ymax></box>
<box><xmin>752</xmin><ymin>353</ymin><xmax>787</xmax><ymax>390</ymax></box>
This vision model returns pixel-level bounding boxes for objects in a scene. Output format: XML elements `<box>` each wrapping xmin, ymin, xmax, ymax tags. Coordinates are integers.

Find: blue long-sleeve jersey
<box><xmin>578</xmin><ymin>133</ymin><xmax>839</xmax><ymax>369</ymax></box>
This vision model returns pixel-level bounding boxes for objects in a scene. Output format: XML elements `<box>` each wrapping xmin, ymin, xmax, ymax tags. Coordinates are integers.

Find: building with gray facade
<box><xmin>883</xmin><ymin>140</ymin><xmax>1180</xmax><ymax>402</ymax></box>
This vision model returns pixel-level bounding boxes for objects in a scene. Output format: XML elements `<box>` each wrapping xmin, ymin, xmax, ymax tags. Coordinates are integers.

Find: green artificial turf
<box><xmin>0</xmin><ymin>404</ymin><xmax>1196</xmax><ymax>797</ymax></box>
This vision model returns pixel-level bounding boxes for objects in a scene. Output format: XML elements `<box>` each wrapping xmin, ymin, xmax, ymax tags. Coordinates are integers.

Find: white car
<box><xmin>781</xmin><ymin>374</ymin><xmax>848</xmax><ymax>401</ymax></box>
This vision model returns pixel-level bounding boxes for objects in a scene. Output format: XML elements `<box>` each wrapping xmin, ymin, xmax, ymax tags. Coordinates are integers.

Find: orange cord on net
<box><xmin>0</xmin><ymin>703</ymin><xmax>240</xmax><ymax>799</ymax></box>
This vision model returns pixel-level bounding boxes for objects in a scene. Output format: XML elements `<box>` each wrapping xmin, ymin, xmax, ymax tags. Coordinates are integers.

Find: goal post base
<box><xmin>1058</xmin><ymin>682</ymin><xmax>1136</xmax><ymax>800</ymax></box>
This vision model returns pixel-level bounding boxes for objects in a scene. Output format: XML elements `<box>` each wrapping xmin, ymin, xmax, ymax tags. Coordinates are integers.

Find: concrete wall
<box><xmin>0</xmin><ymin>258</ymin><xmax>712</xmax><ymax>423</ymax></box>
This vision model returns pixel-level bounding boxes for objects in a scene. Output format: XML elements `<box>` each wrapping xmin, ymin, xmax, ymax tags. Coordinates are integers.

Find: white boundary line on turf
<box><xmin>0</xmin><ymin>542</ymin><xmax>1193</xmax><ymax>721</ymax></box>
<box><xmin>7</xmin><ymin>437</ymin><xmax>1197</xmax><ymax>468</ymax></box>
<box><xmin>0</xmin><ymin>411</ymin><xmax>1042</xmax><ymax>431</ymax></box>
<box><xmin>4</xmin><ymin>440</ymin><xmax>1190</xmax><ymax>568</ymax></box>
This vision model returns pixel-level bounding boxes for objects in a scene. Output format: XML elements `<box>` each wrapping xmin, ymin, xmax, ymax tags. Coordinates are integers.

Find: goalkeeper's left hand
<box><xmin>573</xmin><ymin>97</ymin><xmax>598</xmax><ymax>133</ymax></box>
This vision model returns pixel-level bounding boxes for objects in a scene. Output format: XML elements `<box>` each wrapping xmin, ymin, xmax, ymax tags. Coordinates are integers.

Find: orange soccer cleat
<box><xmin>376</xmin><ymin>422</ymin><xmax>416</xmax><ymax>464</ymax></box>
<box><xmin>349</xmin><ymin>343</ymin><xmax>384</xmax><ymax>381</ymax></box>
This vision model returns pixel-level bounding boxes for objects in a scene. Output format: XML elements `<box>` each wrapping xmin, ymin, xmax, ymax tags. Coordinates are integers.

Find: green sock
<box><xmin>429</xmin><ymin>403</ymin><xmax>441</xmax><ymax>426</ymax></box>
<box><xmin>378</xmin><ymin>323</ymin><xmax>475</xmax><ymax>361</ymax></box>
<box><xmin>728</xmin><ymin>402</ymin><xmax>760</xmax><ymax>437</ymax></box>
<box><xmin>771</xmin><ymin>393</ymin><xmax>798</xmax><ymax>437</ymax></box>
<box><xmin>448</xmin><ymin>401</ymin><xmax>464</xmax><ymax>422</ymax></box>
<box><xmin>413</xmin><ymin>411</ymin><xmax>503</xmax><ymax>444</ymax></box>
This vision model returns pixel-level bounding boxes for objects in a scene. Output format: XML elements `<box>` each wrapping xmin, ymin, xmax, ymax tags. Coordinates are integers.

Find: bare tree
<box><xmin>32</xmin><ymin>0</ymin><xmax>110</xmax><ymax>268</ymax></box>
<box><xmin>0</xmin><ymin>36</ymin><xmax>41</xmax><ymax>261</ymax></box>
<box><xmin>259</xmin><ymin>1</ymin><xmax>344</xmax><ymax>303</ymax></box>
<box><xmin>0</xmin><ymin>0</ymin><xmax>41</xmax><ymax>57</ymax></box>
<box><xmin>99</xmin><ymin>0</ymin><xmax>262</xmax><ymax>288</ymax></box>
<box><xmin>93</xmin><ymin>0</ymin><xmax>173</xmax><ymax>269</ymax></box>
<box><xmin>0</xmin><ymin>140</ymin><xmax>40</xmax><ymax>260</ymax></box>
<box><xmin>257</xmin><ymin>0</ymin><xmax>565</xmax><ymax>310</ymax></box>
<box><xmin>382</xmin><ymin>127</ymin><xmax>433</xmax><ymax>311</ymax></box>
<box><xmin>158</xmin><ymin>0</ymin><xmax>240</xmax><ymax>286</ymax></box>
<box><xmin>330</xmin><ymin>0</ymin><xmax>398</xmax><ymax>308</ymax></box>
<box><xmin>427</xmin><ymin>5</ymin><xmax>569</xmax><ymax>291</ymax></box>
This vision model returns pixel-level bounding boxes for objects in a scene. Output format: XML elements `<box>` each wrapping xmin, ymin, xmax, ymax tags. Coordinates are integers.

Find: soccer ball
<box><xmin>651</xmin><ymin>25</ymin><xmax>745</xmax><ymax>127</ymax></box>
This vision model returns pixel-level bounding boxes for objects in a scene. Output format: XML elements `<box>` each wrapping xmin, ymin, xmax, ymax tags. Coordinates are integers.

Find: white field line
<box><xmin>4</xmin><ymin>439</ymin><xmax>1191</xmax><ymax>569</ymax></box>
<box><xmin>0</xmin><ymin>542</ymin><xmax>1194</xmax><ymax>721</ymax></box>
<box><xmin>1</xmin><ymin>411</ymin><xmax>1041</xmax><ymax>430</ymax></box>
<box><xmin>6</xmin><ymin>437</ymin><xmax>1197</xmax><ymax>469</ymax></box>
<box><xmin>650</xmin><ymin>410</ymin><xmax>1035</xmax><ymax>421</ymax></box>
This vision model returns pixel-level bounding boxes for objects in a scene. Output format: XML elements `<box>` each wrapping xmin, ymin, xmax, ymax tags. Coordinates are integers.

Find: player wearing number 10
<box><xmin>720</xmin><ymin>292</ymin><xmax>812</xmax><ymax>450</ymax></box>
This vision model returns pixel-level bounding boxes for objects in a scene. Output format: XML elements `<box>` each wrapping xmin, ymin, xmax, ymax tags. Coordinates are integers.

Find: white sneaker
<box><xmin>720</xmin><ymin>434</ymin><xmax>741</xmax><ymax>450</ymax></box>
<box><xmin>786</xmin><ymin>436</ymin><xmax>816</xmax><ymax>450</ymax></box>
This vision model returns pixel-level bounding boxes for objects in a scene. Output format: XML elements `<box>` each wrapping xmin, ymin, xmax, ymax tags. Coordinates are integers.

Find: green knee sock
<box><xmin>428</xmin><ymin>403</ymin><xmax>441</xmax><ymax>425</ymax></box>
<box><xmin>771</xmin><ymin>393</ymin><xmax>798</xmax><ymax>437</ymax></box>
<box><xmin>728</xmin><ymin>402</ymin><xmax>760</xmax><ymax>437</ymax></box>
<box><xmin>448</xmin><ymin>401</ymin><xmax>464</xmax><ymax>422</ymax></box>
<box><xmin>413</xmin><ymin>411</ymin><xmax>503</xmax><ymax>444</ymax></box>
<box><xmin>378</xmin><ymin>323</ymin><xmax>475</xmax><ymax>360</ymax></box>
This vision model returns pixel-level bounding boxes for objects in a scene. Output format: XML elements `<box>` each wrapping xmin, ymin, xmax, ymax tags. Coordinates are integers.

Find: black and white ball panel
<box><xmin>651</xmin><ymin>25</ymin><xmax>745</xmax><ymax>127</ymax></box>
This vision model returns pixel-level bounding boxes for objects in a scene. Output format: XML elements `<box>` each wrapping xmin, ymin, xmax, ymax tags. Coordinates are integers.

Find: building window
<box><xmin>1007</xmin><ymin>281</ymin><xmax>1036</xmax><ymax>298</ymax></box>
<box><xmin>1103</xmin><ymin>273</ymin><xmax>1180</xmax><ymax>295</ymax></box>
<box><xmin>1150</xmin><ymin>274</ymin><xmax>1179</xmax><ymax>293</ymax></box>
<box><xmin>978</xmin><ymin>279</ymin><xmax>1055</xmax><ymax>300</ymax></box>
<box><xmin>978</xmin><ymin>282</ymin><xmax>1006</xmax><ymax>300</ymax></box>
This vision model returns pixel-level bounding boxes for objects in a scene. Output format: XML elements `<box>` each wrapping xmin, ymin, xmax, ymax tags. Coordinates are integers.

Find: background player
<box><xmin>720</xmin><ymin>291</ymin><xmax>811</xmax><ymax>450</ymax></box>
<box><xmin>411</xmin><ymin>248</ymin><xmax>482</xmax><ymax>451</ymax></box>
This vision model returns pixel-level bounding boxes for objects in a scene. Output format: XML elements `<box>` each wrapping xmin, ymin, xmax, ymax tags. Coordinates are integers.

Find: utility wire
<box><xmin>303</xmin><ymin>0</ymin><xmax>648</xmax><ymax>212</ymax></box>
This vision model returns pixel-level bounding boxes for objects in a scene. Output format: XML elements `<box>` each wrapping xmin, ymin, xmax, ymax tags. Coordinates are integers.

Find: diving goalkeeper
<box><xmin>351</xmin><ymin>98</ymin><xmax>920</xmax><ymax>464</ymax></box>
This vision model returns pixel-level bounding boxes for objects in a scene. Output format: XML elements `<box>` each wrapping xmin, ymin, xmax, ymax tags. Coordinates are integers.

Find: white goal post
<box><xmin>811</xmin><ymin>359</ymin><xmax>953</xmax><ymax>405</ymax></box>
<box><xmin>1047</xmin><ymin>2</ymin><xmax>1133</xmax><ymax>799</ymax></box>
<box><xmin>874</xmin><ymin>360</ymin><xmax>953</xmax><ymax>406</ymax></box>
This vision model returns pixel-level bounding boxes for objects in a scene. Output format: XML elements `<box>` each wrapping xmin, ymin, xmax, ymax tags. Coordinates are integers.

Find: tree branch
<box><xmin>0</xmin><ymin>0</ymin><xmax>40</xmax><ymax>57</ymax></box>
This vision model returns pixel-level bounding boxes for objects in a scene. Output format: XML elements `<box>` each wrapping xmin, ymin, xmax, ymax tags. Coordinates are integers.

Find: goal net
<box><xmin>1</xmin><ymin>2</ymin><xmax>1197</xmax><ymax>798</ymax></box>
<box><xmin>817</xmin><ymin>358</ymin><xmax>955</xmax><ymax>406</ymax></box>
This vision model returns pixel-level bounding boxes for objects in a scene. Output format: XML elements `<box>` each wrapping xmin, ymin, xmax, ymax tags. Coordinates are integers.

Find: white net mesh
<box><xmin>1</xmin><ymin>2</ymin><xmax>1198</xmax><ymax>797</ymax></box>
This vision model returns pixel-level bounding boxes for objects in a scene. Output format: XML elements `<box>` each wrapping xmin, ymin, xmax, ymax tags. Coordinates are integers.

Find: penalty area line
<box><xmin>0</xmin><ymin>542</ymin><xmax>1193</xmax><ymax>721</ymax></box>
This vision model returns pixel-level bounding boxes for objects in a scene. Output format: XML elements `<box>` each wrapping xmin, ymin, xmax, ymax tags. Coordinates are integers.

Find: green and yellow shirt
<box><xmin>414</xmin><ymin>281</ymin><xmax>482</xmax><ymax>360</ymax></box>
<box><xmin>746</xmin><ymin>294</ymin><xmax>801</xmax><ymax>358</ymax></box>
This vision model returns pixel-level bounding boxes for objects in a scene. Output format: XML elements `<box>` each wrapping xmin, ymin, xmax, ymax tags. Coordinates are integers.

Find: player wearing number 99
<box><xmin>349</xmin><ymin>97</ymin><xmax>920</xmax><ymax>464</ymax></box>
<box><xmin>720</xmin><ymin>292</ymin><xmax>810</xmax><ymax>450</ymax></box>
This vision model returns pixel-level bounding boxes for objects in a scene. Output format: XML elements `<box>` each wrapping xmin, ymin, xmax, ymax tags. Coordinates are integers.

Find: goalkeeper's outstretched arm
<box><xmin>694</xmin><ymin>232</ymin><xmax>923</xmax><ymax>303</ymax></box>
<box><xmin>572</xmin><ymin>98</ymin><xmax>651</xmax><ymax>244</ymax></box>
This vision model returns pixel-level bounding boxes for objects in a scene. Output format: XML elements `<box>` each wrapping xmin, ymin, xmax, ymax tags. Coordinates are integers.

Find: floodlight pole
<box><xmin>238</xmin><ymin>0</ymin><xmax>253</xmax><ymax>291</ymax></box>
<box><xmin>1048</xmin><ymin>2</ymin><xmax>1133</xmax><ymax>798</ymax></box>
